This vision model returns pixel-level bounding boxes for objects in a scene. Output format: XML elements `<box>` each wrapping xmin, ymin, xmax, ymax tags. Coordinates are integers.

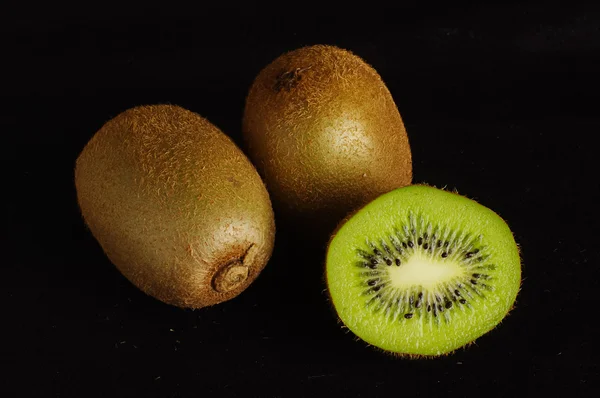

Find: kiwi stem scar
<box><xmin>274</xmin><ymin>65</ymin><xmax>312</xmax><ymax>92</ymax></box>
<box><xmin>211</xmin><ymin>244</ymin><xmax>255</xmax><ymax>293</ymax></box>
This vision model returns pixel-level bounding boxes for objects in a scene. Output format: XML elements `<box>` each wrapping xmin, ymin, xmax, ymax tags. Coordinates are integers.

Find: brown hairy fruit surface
<box><xmin>75</xmin><ymin>105</ymin><xmax>275</xmax><ymax>309</ymax></box>
<box><xmin>243</xmin><ymin>44</ymin><xmax>412</xmax><ymax>231</ymax></box>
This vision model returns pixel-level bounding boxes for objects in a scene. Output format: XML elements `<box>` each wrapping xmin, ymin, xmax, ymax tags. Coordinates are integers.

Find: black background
<box><xmin>3</xmin><ymin>4</ymin><xmax>599</xmax><ymax>397</ymax></box>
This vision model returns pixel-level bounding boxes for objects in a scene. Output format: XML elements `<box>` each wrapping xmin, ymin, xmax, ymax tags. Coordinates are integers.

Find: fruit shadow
<box><xmin>245</xmin><ymin>217</ymin><xmax>342</xmax><ymax>342</ymax></box>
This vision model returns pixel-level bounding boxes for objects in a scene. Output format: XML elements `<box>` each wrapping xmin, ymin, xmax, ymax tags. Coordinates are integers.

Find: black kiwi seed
<box><xmin>459</xmin><ymin>299</ymin><xmax>467</xmax><ymax>304</ymax></box>
<box><xmin>471</xmin><ymin>279</ymin><xmax>478</xmax><ymax>285</ymax></box>
<box><xmin>385</xmin><ymin>258</ymin><xmax>392</xmax><ymax>266</ymax></box>
<box><xmin>367</xmin><ymin>280</ymin><xmax>377</xmax><ymax>286</ymax></box>
<box><xmin>360</xmin><ymin>270</ymin><xmax>379</xmax><ymax>278</ymax></box>
<box><xmin>465</xmin><ymin>252</ymin><xmax>474</xmax><ymax>259</ymax></box>
<box><xmin>423</xmin><ymin>243</ymin><xmax>429</xmax><ymax>249</ymax></box>
<box><xmin>441</xmin><ymin>252</ymin><xmax>448</xmax><ymax>258</ymax></box>
<box><xmin>438</xmin><ymin>304</ymin><xmax>444</xmax><ymax>312</ymax></box>
<box><xmin>381</xmin><ymin>242</ymin><xmax>392</xmax><ymax>254</ymax></box>
<box><xmin>373</xmin><ymin>248</ymin><xmax>381</xmax><ymax>255</ymax></box>
<box><xmin>372</xmin><ymin>285</ymin><xmax>381</xmax><ymax>292</ymax></box>
<box><xmin>402</xmin><ymin>242</ymin><xmax>407</xmax><ymax>249</ymax></box>
<box><xmin>408</xmin><ymin>241</ymin><xmax>414</xmax><ymax>248</ymax></box>
<box><xmin>427</xmin><ymin>305</ymin><xmax>431</xmax><ymax>312</ymax></box>
<box><xmin>404</xmin><ymin>313</ymin><xmax>413</xmax><ymax>319</ymax></box>
<box><xmin>418</xmin><ymin>237</ymin><xmax>423</xmax><ymax>245</ymax></box>
<box><xmin>474</xmin><ymin>255</ymin><xmax>485</xmax><ymax>263</ymax></box>
<box><xmin>418</xmin><ymin>292</ymin><xmax>423</xmax><ymax>299</ymax></box>
<box><xmin>445</xmin><ymin>300</ymin><xmax>453</xmax><ymax>309</ymax></box>
<box><xmin>454</xmin><ymin>289</ymin><xmax>461</xmax><ymax>296</ymax></box>
<box><xmin>395</xmin><ymin>258</ymin><xmax>401</xmax><ymax>266</ymax></box>
<box><xmin>358</xmin><ymin>250</ymin><xmax>372</xmax><ymax>260</ymax></box>
<box><xmin>472</xmin><ymin>273</ymin><xmax>481</xmax><ymax>278</ymax></box>
<box><xmin>415</xmin><ymin>300</ymin><xmax>422</xmax><ymax>308</ymax></box>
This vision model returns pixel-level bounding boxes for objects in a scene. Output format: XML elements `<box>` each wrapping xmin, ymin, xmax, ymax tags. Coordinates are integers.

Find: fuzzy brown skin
<box><xmin>75</xmin><ymin>105</ymin><xmax>275</xmax><ymax>309</ymax></box>
<box><xmin>243</xmin><ymin>44</ymin><xmax>412</xmax><ymax>232</ymax></box>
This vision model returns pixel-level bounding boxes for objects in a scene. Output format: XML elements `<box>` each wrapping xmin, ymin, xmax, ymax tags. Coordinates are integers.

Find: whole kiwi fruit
<box><xmin>242</xmin><ymin>44</ymin><xmax>412</xmax><ymax>233</ymax></box>
<box><xmin>326</xmin><ymin>185</ymin><xmax>521</xmax><ymax>357</ymax></box>
<box><xmin>75</xmin><ymin>104</ymin><xmax>275</xmax><ymax>309</ymax></box>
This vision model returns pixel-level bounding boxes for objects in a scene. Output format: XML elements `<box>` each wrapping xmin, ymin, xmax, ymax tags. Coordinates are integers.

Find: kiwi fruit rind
<box><xmin>326</xmin><ymin>185</ymin><xmax>521</xmax><ymax>357</ymax></box>
<box><xmin>75</xmin><ymin>104</ymin><xmax>275</xmax><ymax>309</ymax></box>
<box><xmin>242</xmin><ymin>44</ymin><xmax>412</xmax><ymax>232</ymax></box>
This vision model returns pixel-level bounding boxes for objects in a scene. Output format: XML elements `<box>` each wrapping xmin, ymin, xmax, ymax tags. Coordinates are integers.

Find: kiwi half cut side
<box><xmin>326</xmin><ymin>185</ymin><xmax>521</xmax><ymax>357</ymax></box>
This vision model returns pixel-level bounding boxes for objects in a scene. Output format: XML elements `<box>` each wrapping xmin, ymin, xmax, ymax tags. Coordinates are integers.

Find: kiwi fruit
<box><xmin>326</xmin><ymin>185</ymin><xmax>521</xmax><ymax>357</ymax></box>
<box><xmin>75</xmin><ymin>104</ymin><xmax>275</xmax><ymax>309</ymax></box>
<box><xmin>243</xmin><ymin>44</ymin><xmax>412</xmax><ymax>232</ymax></box>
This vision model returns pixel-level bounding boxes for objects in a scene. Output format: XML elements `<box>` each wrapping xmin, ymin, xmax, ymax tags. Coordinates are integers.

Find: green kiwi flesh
<box><xmin>243</xmin><ymin>44</ymin><xmax>412</xmax><ymax>231</ymax></box>
<box><xmin>75</xmin><ymin>105</ymin><xmax>275</xmax><ymax>309</ymax></box>
<box><xmin>326</xmin><ymin>185</ymin><xmax>521</xmax><ymax>357</ymax></box>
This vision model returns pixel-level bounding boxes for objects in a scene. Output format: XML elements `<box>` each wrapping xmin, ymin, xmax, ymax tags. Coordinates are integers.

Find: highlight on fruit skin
<box><xmin>325</xmin><ymin>185</ymin><xmax>521</xmax><ymax>357</ymax></box>
<box><xmin>75</xmin><ymin>104</ymin><xmax>276</xmax><ymax>309</ymax></box>
<box><xmin>242</xmin><ymin>44</ymin><xmax>413</xmax><ymax>232</ymax></box>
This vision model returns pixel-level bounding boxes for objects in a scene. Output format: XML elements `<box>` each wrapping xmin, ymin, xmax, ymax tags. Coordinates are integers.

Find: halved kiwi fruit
<box><xmin>75</xmin><ymin>104</ymin><xmax>275</xmax><ymax>309</ymax></box>
<box><xmin>326</xmin><ymin>185</ymin><xmax>521</xmax><ymax>357</ymax></box>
